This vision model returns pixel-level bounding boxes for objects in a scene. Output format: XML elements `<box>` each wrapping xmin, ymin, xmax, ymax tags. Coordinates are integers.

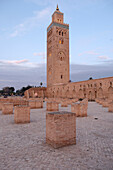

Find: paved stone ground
<box><xmin>0</xmin><ymin>102</ymin><xmax>113</xmax><ymax>170</ymax></box>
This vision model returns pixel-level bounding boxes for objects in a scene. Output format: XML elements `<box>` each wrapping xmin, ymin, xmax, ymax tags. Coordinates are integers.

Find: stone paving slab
<box><xmin>0</xmin><ymin>102</ymin><xmax>113</xmax><ymax>170</ymax></box>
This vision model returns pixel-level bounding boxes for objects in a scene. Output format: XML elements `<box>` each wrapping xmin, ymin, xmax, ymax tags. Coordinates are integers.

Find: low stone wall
<box><xmin>2</xmin><ymin>103</ymin><xmax>13</xmax><ymax>115</ymax></box>
<box><xmin>45</xmin><ymin>98</ymin><xmax>78</xmax><ymax>105</ymax></box>
<box><xmin>46</xmin><ymin>102</ymin><xmax>59</xmax><ymax>111</ymax></box>
<box><xmin>46</xmin><ymin>111</ymin><xmax>76</xmax><ymax>148</ymax></box>
<box><xmin>14</xmin><ymin>106</ymin><xmax>30</xmax><ymax>123</ymax></box>
<box><xmin>0</xmin><ymin>97</ymin><xmax>28</xmax><ymax>107</ymax></box>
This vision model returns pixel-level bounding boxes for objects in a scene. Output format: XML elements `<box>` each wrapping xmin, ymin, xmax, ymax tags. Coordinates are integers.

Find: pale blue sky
<box><xmin>0</xmin><ymin>0</ymin><xmax>113</xmax><ymax>89</ymax></box>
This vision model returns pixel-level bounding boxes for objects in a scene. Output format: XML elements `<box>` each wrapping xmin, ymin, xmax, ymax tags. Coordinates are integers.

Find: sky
<box><xmin>0</xmin><ymin>0</ymin><xmax>113</xmax><ymax>90</ymax></box>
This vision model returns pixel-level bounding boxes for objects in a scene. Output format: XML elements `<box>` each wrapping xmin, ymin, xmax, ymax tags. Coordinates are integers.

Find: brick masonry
<box><xmin>46</xmin><ymin>102</ymin><xmax>59</xmax><ymax>111</ymax></box>
<box><xmin>28</xmin><ymin>100</ymin><xmax>43</xmax><ymax>109</ymax></box>
<box><xmin>46</xmin><ymin>111</ymin><xmax>76</xmax><ymax>148</ymax></box>
<box><xmin>108</xmin><ymin>102</ymin><xmax>113</xmax><ymax>112</ymax></box>
<box><xmin>2</xmin><ymin>103</ymin><xmax>13</xmax><ymax>115</ymax></box>
<box><xmin>14</xmin><ymin>105</ymin><xmax>30</xmax><ymax>123</ymax></box>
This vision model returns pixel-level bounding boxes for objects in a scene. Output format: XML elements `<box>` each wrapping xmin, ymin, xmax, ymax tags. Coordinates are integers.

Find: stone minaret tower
<box><xmin>47</xmin><ymin>5</ymin><xmax>70</xmax><ymax>87</ymax></box>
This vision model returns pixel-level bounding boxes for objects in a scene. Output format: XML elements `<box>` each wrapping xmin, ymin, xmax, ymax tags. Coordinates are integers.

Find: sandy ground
<box><xmin>0</xmin><ymin>102</ymin><xmax>113</xmax><ymax>170</ymax></box>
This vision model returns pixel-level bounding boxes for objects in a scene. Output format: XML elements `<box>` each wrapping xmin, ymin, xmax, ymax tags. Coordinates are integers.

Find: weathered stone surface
<box><xmin>28</xmin><ymin>100</ymin><xmax>36</xmax><ymax>109</ymax></box>
<box><xmin>71</xmin><ymin>100</ymin><xmax>88</xmax><ymax>117</ymax></box>
<box><xmin>108</xmin><ymin>102</ymin><xmax>113</xmax><ymax>112</ymax></box>
<box><xmin>46</xmin><ymin>102</ymin><xmax>59</xmax><ymax>111</ymax></box>
<box><xmin>14</xmin><ymin>106</ymin><xmax>30</xmax><ymax>123</ymax></box>
<box><xmin>2</xmin><ymin>103</ymin><xmax>13</xmax><ymax>115</ymax></box>
<box><xmin>28</xmin><ymin>100</ymin><xmax>43</xmax><ymax>109</ymax></box>
<box><xmin>0</xmin><ymin>102</ymin><xmax>3</xmax><ymax>110</ymax></box>
<box><xmin>61</xmin><ymin>100</ymin><xmax>68</xmax><ymax>107</ymax></box>
<box><xmin>35</xmin><ymin>100</ymin><xmax>43</xmax><ymax>108</ymax></box>
<box><xmin>46</xmin><ymin>111</ymin><xmax>76</xmax><ymax>148</ymax></box>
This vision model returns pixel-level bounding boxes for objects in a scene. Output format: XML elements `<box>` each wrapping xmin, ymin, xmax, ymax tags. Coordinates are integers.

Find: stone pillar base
<box><xmin>46</xmin><ymin>102</ymin><xmax>59</xmax><ymax>111</ymax></box>
<box><xmin>29</xmin><ymin>100</ymin><xmax>43</xmax><ymax>109</ymax></box>
<box><xmin>108</xmin><ymin>102</ymin><xmax>113</xmax><ymax>112</ymax></box>
<box><xmin>14</xmin><ymin>106</ymin><xmax>30</xmax><ymax>123</ymax></box>
<box><xmin>61</xmin><ymin>101</ymin><xmax>68</xmax><ymax>107</ymax></box>
<box><xmin>46</xmin><ymin>111</ymin><xmax>76</xmax><ymax>148</ymax></box>
<box><xmin>2</xmin><ymin>103</ymin><xmax>13</xmax><ymax>114</ymax></box>
<box><xmin>71</xmin><ymin>103</ymin><xmax>87</xmax><ymax>117</ymax></box>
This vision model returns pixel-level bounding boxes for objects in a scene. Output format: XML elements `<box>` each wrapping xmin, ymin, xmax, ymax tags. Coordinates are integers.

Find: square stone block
<box><xmin>46</xmin><ymin>102</ymin><xmax>59</xmax><ymax>111</ymax></box>
<box><xmin>66</xmin><ymin>99</ymin><xmax>72</xmax><ymax>105</ymax></box>
<box><xmin>80</xmin><ymin>98</ymin><xmax>88</xmax><ymax>105</ymax></box>
<box><xmin>108</xmin><ymin>102</ymin><xmax>113</xmax><ymax>112</ymax></box>
<box><xmin>61</xmin><ymin>101</ymin><xmax>68</xmax><ymax>107</ymax></box>
<box><xmin>14</xmin><ymin>106</ymin><xmax>30</xmax><ymax>123</ymax></box>
<box><xmin>29</xmin><ymin>100</ymin><xmax>36</xmax><ymax>109</ymax></box>
<box><xmin>18</xmin><ymin>100</ymin><xmax>29</xmax><ymax>106</ymax></box>
<box><xmin>46</xmin><ymin>111</ymin><xmax>76</xmax><ymax>148</ymax></box>
<box><xmin>71</xmin><ymin>103</ymin><xmax>87</xmax><ymax>117</ymax></box>
<box><xmin>35</xmin><ymin>100</ymin><xmax>43</xmax><ymax>108</ymax></box>
<box><xmin>72</xmin><ymin>98</ymin><xmax>78</xmax><ymax>103</ymax></box>
<box><xmin>99</xmin><ymin>99</ymin><xmax>104</xmax><ymax>105</ymax></box>
<box><xmin>95</xmin><ymin>98</ymin><xmax>99</xmax><ymax>103</ymax></box>
<box><xmin>102</xmin><ymin>101</ymin><xmax>109</xmax><ymax>107</ymax></box>
<box><xmin>29</xmin><ymin>100</ymin><xmax>43</xmax><ymax>109</ymax></box>
<box><xmin>2</xmin><ymin>103</ymin><xmax>13</xmax><ymax>114</ymax></box>
<box><xmin>80</xmin><ymin>103</ymin><xmax>87</xmax><ymax>117</ymax></box>
<box><xmin>71</xmin><ymin>103</ymin><xmax>81</xmax><ymax>117</ymax></box>
<box><xmin>0</xmin><ymin>102</ymin><xmax>3</xmax><ymax>110</ymax></box>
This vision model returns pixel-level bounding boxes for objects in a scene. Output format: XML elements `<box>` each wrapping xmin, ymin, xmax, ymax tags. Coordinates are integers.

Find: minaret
<box><xmin>47</xmin><ymin>5</ymin><xmax>70</xmax><ymax>87</ymax></box>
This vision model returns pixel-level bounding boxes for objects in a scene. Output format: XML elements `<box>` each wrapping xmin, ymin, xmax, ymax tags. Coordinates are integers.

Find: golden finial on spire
<box><xmin>56</xmin><ymin>4</ymin><xmax>59</xmax><ymax>11</ymax></box>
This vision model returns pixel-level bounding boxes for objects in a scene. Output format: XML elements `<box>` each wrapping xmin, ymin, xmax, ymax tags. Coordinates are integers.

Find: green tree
<box><xmin>40</xmin><ymin>82</ymin><xmax>43</xmax><ymax>87</ymax></box>
<box><xmin>15</xmin><ymin>85</ymin><xmax>33</xmax><ymax>96</ymax></box>
<box><xmin>89</xmin><ymin>77</ymin><xmax>93</xmax><ymax>80</ymax></box>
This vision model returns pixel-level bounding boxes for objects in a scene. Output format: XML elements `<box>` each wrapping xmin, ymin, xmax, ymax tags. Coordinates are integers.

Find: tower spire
<box><xmin>56</xmin><ymin>4</ymin><xmax>59</xmax><ymax>11</ymax></box>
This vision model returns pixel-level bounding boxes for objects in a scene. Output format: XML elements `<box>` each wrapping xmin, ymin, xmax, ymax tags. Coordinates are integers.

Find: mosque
<box><xmin>25</xmin><ymin>5</ymin><xmax>113</xmax><ymax>100</ymax></box>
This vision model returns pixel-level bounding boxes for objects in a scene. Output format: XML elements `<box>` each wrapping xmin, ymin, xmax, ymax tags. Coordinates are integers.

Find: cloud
<box><xmin>10</xmin><ymin>7</ymin><xmax>51</xmax><ymax>37</ymax></box>
<box><xmin>0</xmin><ymin>60</ymin><xmax>113</xmax><ymax>90</ymax></box>
<box><xmin>71</xmin><ymin>62</ymin><xmax>113</xmax><ymax>82</ymax></box>
<box><xmin>98</xmin><ymin>55</ymin><xmax>110</xmax><ymax>60</ymax></box>
<box><xmin>0</xmin><ymin>59</ymin><xmax>28</xmax><ymax>65</ymax></box>
<box><xmin>0</xmin><ymin>59</ymin><xmax>44</xmax><ymax>68</ymax></box>
<box><xmin>0</xmin><ymin>62</ymin><xmax>46</xmax><ymax>90</ymax></box>
<box><xmin>33</xmin><ymin>52</ymin><xmax>46</xmax><ymax>57</ymax></box>
<box><xmin>78</xmin><ymin>50</ymin><xmax>99</xmax><ymax>56</ymax></box>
